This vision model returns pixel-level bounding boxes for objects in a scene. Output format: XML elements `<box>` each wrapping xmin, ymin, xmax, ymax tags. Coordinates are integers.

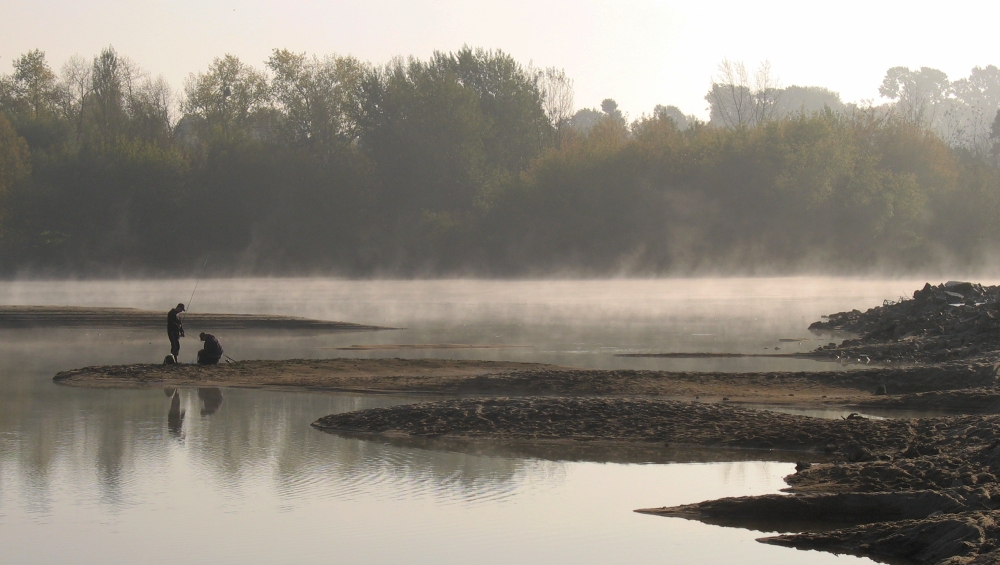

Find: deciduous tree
<box><xmin>706</xmin><ymin>59</ymin><xmax>780</xmax><ymax>129</ymax></box>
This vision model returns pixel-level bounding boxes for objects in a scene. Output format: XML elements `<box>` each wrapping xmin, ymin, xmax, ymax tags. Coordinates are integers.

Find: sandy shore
<box><xmin>54</xmin><ymin>357</ymin><xmax>1000</xmax><ymax>409</ymax></box>
<box><xmin>0</xmin><ymin>305</ymin><xmax>390</xmax><ymax>331</ymax></box>
<box><xmin>54</xmin><ymin>358</ymin><xmax>556</xmax><ymax>392</ymax></box>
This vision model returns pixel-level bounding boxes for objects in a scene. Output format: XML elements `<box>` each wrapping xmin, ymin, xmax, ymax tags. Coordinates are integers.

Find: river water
<box><xmin>0</xmin><ymin>278</ymin><xmax>949</xmax><ymax>564</ymax></box>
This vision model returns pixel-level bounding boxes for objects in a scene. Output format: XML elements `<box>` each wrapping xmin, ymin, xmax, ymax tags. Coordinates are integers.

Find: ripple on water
<box><xmin>268</xmin><ymin>438</ymin><xmax>557</xmax><ymax>507</ymax></box>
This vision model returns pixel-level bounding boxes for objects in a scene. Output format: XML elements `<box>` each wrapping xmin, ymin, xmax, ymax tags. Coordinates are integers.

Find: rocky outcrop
<box><xmin>760</xmin><ymin>511</ymin><xmax>1000</xmax><ymax>564</ymax></box>
<box><xmin>637</xmin><ymin>486</ymin><xmax>1000</xmax><ymax>531</ymax></box>
<box><xmin>809</xmin><ymin>281</ymin><xmax>1000</xmax><ymax>363</ymax></box>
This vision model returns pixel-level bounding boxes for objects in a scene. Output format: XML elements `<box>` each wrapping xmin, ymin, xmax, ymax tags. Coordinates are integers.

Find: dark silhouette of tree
<box><xmin>1</xmin><ymin>46</ymin><xmax>1000</xmax><ymax>276</ymax></box>
<box><xmin>0</xmin><ymin>113</ymin><xmax>30</xmax><ymax>193</ymax></box>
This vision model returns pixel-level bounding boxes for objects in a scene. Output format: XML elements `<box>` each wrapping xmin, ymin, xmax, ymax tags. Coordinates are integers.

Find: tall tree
<box><xmin>183</xmin><ymin>54</ymin><xmax>271</xmax><ymax>143</ymax></box>
<box><xmin>600</xmin><ymin>98</ymin><xmax>626</xmax><ymax>125</ymax></box>
<box><xmin>651</xmin><ymin>105</ymin><xmax>690</xmax><ymax>130</ymax></box>
<box><xmin>266</xmin><ymin>49</ymin><xmax>366</xmax><ymax>152</ymax></box>
<box><xmin>950</xmin><ymin>66</ymin><xmax>1000</xmax><ymax>152</ymax></box>
<box><xmin>0</xmin><ymin>113</ymin><xmax>30</xmax><ymax>194</ymax></box>
<box><xmin>58</xmin><ymin>55</ymin><xmax>92</xmax><ymax>145</ymax></box>
<box><xmin>879</xmin><ymin>66</ymin><xmax>950</xmax><ymax>128</ymax></box>
<box><xmin>89</xmin><ymin>47</ymin><xmax>128</xmax><ymax>143</ymax></box>
<box><xmin>357</xmin><ymin>56</ymin><xmax>487</xmax><ymax>214</ymax></box>
<box><xmin>773</xmin><ymin>86</ymin><xmax>845</xmax><ymax>117</ymax></box>
<box><xmin>443</xmin><ymin>47</ymin><xmax>552</xmax><ymax>174</ymax></box>
<box><xmin>706</xmin><ymin>59</ymin><xmax>780</xmax><ymax>129</ymax></box>
<box><xmin>9</xmin><ymin>50</ymin><xmax>60</xmax><ymax>120</ymax></box>
<box><xmin>535</xmin><ymin>66</ymin><xmax>574</xmax><ymax>130</ymax></box>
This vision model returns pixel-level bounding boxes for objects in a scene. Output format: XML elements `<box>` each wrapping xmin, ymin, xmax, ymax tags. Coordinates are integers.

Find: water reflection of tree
<box><xmin>181</xmin><ymin>391</ymin><xmax>541</xmax><ymax>499</ymax></box>
<box><xmin>0</xmin><ymin>339</ymin><xmax>546</xmax><ymax>512</ymax></box>
<box><xmin>4</xmin><ymin>385</ymin><xmax>174</xmax><ymax>512</ymax></box>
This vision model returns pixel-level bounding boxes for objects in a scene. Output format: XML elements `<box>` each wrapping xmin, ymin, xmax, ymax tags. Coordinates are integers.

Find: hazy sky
<box><xmin>3</xmin><ymin>0</ymin><xmax>999</xmax><ymax>120</ymax></box>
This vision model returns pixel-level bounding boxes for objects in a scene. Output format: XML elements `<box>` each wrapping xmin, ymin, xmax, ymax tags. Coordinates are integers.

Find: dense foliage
<box><xmin>1</xmin><ymin>47</ymin><xmax>999</xmax><ymax>276</ymax></box>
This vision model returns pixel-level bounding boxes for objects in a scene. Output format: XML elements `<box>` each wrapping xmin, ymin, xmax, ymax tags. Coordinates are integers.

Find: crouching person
<box><xmin>197</xmin><ymin>332</ymin><xmax>224</xmax><ymax>365</ymax></box>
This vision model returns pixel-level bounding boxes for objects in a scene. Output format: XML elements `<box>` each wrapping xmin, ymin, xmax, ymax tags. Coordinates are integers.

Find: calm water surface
<box><xmin>0</xmin><ymin>278</ymin><xmax>954</xmax><ymax>564</ymax></box>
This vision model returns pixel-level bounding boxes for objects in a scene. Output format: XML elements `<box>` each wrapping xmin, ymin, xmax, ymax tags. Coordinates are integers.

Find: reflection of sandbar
<box><xmin>327</xmin><ymin>344</ymin><xmax>533</xmax><ymax>350</ymax></box>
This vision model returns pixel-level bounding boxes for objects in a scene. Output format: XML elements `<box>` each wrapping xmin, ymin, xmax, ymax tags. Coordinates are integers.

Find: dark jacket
<box><xmin>167</xmin><ymin>308</ymin><xmax>184</xmax><ymax>336</ymax></box>
<box><xmin>201</xmin><ymin>334</ymin><xmax>223</xmax><ymax>356</ymax></box>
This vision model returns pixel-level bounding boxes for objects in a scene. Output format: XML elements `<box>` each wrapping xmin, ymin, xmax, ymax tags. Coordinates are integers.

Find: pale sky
<box><xmin>3</xmin><ymin>0</ymin><xmax>999</xmax><ymax>120</ymax></box>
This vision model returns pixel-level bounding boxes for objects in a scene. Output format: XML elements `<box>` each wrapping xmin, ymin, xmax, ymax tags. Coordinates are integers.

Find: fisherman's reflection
<box><xmin>167</xmin><ymin>390</ymin><xmax>184</xmax><ymax>438</ymax></box>
<box><xmin>165</xmin><ymin>388</ymin><xmax>223</xmax><ymax>437</ymax></box>
<box><xmin>198</xmin><ymin>387</ymin><xmax>223</xmax><ymax>415</ymax></box>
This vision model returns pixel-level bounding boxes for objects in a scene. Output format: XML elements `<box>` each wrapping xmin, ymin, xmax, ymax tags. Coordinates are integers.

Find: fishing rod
<box><xmin>185</xmin><ymin>257</ymin><xmax>209</xmax><ymax>315</ymax></box>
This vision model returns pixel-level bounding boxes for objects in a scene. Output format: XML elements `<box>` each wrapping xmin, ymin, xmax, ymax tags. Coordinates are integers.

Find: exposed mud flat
<box><xmin>0</xmin><ymin>305</ymin><xmax>390</xmax><ymax>331</ymax></box>
<box><xmin>56</xmin><ymin>357</ymin><xmax>1000</xmax><ymax>410</ymax></box>
<box><xmin>856</xmin><ymin>387</ymin><xmax>1000</xmax><ymax>414</ymax></box>
<box><xmin>53</xmin><ymin>359</ymin><xmax>557</xmax><ymax>392</ymax></box>
<box><xmin>311</xmin><ymin>397</ymin><xmax>935</xmax><ymax>453</ymax></box>
<box><xmin>329</xmin><ymin>343</ymin><xmax>533</xmax><ymax>350</ymax></box>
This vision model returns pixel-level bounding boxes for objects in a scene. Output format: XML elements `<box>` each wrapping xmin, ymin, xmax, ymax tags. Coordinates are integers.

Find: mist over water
<box><xmin>0</xmin><ymin>277</ymin><xmax>933</xmax><ymax>564</ymax></box>
<box><xmin>0</xmin><ymin>276</ymin><xmax>949</xmax><ymax>370</ymax></box>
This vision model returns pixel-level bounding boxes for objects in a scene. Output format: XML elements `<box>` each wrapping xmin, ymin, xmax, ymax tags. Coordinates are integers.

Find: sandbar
<box><xmin>0</xmin><ymin>305</ymin><xmax>391</xmax><ymax>331</ymax></box>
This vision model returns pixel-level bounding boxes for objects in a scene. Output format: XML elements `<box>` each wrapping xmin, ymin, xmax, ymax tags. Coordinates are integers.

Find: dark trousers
<box><xmin>169</xmin><ymin>330</ymin><xmax>181</xmax><ymax>358</ymax></box>
<box><xmin>197</xmin><ymin>350</ymin><xmax>221</xmax><ymax>365</ymax></box>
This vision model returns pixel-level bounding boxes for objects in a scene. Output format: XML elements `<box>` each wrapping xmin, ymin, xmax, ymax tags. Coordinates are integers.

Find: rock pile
<box><xmin>809</xmin><ymin>281</ymin><xmax>1000</xmax><ymax>362</ymax></box>
<box><xmin>762</xmin><ymin>511</ymin><xmax>1000</xmax><ymax>564</ymax></box>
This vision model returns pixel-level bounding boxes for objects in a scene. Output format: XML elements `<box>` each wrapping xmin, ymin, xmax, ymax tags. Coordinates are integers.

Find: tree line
<box><xmin>1</xmin><ymin>47</ymin><xmax>999</xmax><ymax>276</ymax></box>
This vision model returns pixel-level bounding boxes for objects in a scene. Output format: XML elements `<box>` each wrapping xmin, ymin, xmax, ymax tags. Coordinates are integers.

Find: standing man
<box><xmin>167</xmin><ymin>303</ymin><xmax>185</xmax><ymax>362</ymax></box>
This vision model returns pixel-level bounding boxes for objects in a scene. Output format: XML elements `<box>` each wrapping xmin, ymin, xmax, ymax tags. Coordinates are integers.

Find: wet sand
<box><xmin>328</xmin><ymin>344</ymin><xmax>532</xmax><ymax>350</ymax></box>
<box><xmin>50</xmin><ymin>359</ymin><xmax>948</xmax><ymax>405</ymax></box>
<box><xmin>54</xmin><ymin>359</ymin><xmax>556</xmax><ymax>392</ymax></box>
<box><xmin>54</xmin><ymin>357</ymin><xmax>1000</xmax><ymax>409</ymax></box>
<box><xmin>0</xmin><ymin>305</ymin><xmax>391</xmax><ymax>331</ymax></box>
